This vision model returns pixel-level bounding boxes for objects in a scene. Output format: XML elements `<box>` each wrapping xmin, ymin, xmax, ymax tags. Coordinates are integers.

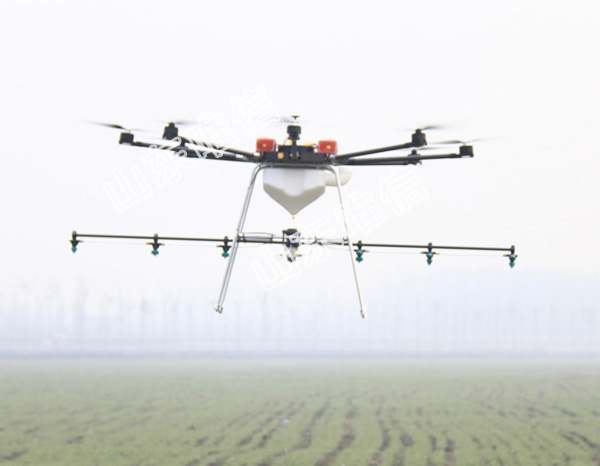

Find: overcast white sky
<box><xmin>1</xmin><ymin>0</ymin><xmax>599</xmax><ymax>346</ymax></box>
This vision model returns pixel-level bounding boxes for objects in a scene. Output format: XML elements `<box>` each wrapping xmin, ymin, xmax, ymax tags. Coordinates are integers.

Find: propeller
<box><xmin>148</xmin><ymin>118</ymin><xmax>200</xmax><ymax>127</ymax></box>
<box><xmin>86</xmin><ymin>121</ymin><xmax>141</xmax><ymax>132</ymax></box>
<box><xmin>414</xmin><ymin>125</ymin><xmax>447</xmax><ymax>131</ymax></box>
<box><xmin>277</xmin><ymin>115</ymin><xmax>301</xmax><ymax>124</ymax></box>
<box><xmin>431</xmin><ymin>138</ymin><xmax>489</xmax><ymax>145</ymax></box>
<box><xmin>261</xmin><ymin>115</ymin><xmax>310</xmax><ymax>127</ymax></box>
<box><xmin>409</xmin><ymin>145</ymin><xmax>448</xmax><ymax>152</ymax></box>
<box><xmin>85</xmin><ymin>121</ymin><xmax>167</xmax><ymax>141</ymax></box>
<box><xmin>163</xmin><ymin>119</ymin><xmax>199</xmax><ymax>126</ymax></box>
<box><xmin>265</xmin><ymin>114</ymin><xmax>333</xmax><ymax>127</ymax></box>
<box><xmin>402</xmin><ymin>124</ymin><xmax>449</xmax><ymax>132</ymax></box>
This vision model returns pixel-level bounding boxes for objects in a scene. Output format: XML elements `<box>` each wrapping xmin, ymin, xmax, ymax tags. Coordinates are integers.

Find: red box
<box><xmin>318</xmin><ymin>140</ymin><xmax>338</xmax><ymax>155</ymax></box>
<box><xmin>256</xmin><ymin>138</ymin><xmax>277</xmax><ymax>152</ymax></box>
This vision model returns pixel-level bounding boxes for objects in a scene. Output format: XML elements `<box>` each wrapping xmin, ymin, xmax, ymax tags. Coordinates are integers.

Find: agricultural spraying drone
<box><xmin>72</xmin><ymin>117</ymin><xmax>516</xmax><ymax>318</ymax></box>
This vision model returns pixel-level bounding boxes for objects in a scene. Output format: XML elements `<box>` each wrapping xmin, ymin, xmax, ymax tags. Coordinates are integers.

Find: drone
<box><xmin>72</xmin><ymin>117</ymin><xmax>517</xmax><ymax>318</ymax></box>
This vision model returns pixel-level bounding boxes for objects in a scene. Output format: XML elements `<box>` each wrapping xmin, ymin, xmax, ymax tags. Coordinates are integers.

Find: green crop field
<box><xmin>0</xmin><ymin>357</ymin><xmax>599</xmax><ymax>465</ymax></box>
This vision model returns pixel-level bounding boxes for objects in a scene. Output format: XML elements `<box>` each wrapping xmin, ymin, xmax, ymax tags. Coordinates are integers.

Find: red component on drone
<box><xmin>256</xmin><ymin>138</ymin><xmax>277</xmax><ymax>152</ymax></box>
<box><xmin>318</xmin><ymin>140</ymin><xmax>338</xmax><ymax>155</ymax></box>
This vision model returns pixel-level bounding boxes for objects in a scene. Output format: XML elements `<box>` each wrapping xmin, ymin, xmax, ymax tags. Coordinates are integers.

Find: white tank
<box><xmin>262</xmin><ymin>167</ymin><xmax>353</xmax><ymax>215</ymax></box>
<box><xmin>324</xmin><ymin>166</ymin><xmax>353</xmax><ymax>187</ymax></box>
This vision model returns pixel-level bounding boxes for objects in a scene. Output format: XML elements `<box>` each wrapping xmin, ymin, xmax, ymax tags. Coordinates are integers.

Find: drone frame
<box><xmin>73</xmin><ymin>121</ymin><xmax>515</xmax><ymax>318</ymax></box>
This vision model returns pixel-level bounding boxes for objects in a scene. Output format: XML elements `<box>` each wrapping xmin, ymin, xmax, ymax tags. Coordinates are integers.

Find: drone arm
<box><xmin>344</xmin><ymin>152</ymin><xmax>472</xmax><ymax>166</ymax></box>
<box><xmin>123</xmin><ymin>140</ymin><xmax>256</xmax><ymax>163</ymax></box>
<box><xmin>335</xmin><ymin>141</ymin><xmax>416</xmax><ymax>160</ymax></box>
<box><xmin>177</xmin><ymin>136</ymin><xmax>258</xmax><ymax>159</ymax></box>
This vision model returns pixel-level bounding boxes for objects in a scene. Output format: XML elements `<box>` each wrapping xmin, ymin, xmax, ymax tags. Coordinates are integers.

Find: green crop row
<box><xmin>0</xmin><ymin>358</ymin><xmax>599</xmax><ymax>465</ymax></box>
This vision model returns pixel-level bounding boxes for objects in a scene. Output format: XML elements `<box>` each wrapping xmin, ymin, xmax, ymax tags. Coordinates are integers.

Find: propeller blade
<box><xmin>431</xmin><ymin>138</ymin><xmax>488</xmax><ymax>145</ymax></box>
<box><xmin>260</xmin><ymin>115</ymin><xmax>306</xmax><ymax>126</ymax></box>
<box><xmin>152</xmin><ymin>119</ymin><xmax>200</xmax><ymax>126</ymax></box>
<box><xmin>265</xmin><ymin>115</ymin><xmax>330</xmax><ymax>126</ymax></box>
<box><xmin>414</xmin><ymin>145</ymin><xmax>447</xmax><ymax>151</ymax></box>
<box><xmin>170</xmin><ymin>119</ymin><xmax>199</xmax><ymax>126</ymax></box>
<box><xmin>417</xmin><ymin>125</ymin><xmax>446</xmax><ymax>131</ymax></box>
<box><xmin>277</xmin><ymin>115</ymin><xmax>301</xmax><ymax>124</ymax></box>
<box><xmin>86</xmin><ymin>121</ymin><xmax>162</xmax><ymax>136</ymax></box>
<box><xmin>87</xmin><ymin>121</ymin><xmax>139</xmax><ymax>132</ymax></box>
<box><xmin>400</xmin><ymin>124</ymin><xmax>449</xmax><ymax>132</ymax></box>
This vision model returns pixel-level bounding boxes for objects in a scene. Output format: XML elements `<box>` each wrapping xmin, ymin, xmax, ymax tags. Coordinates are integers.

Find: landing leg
<box><xmin>215</xmin><ymin>164</ymin><xmax>265</xmax><ymax>313</ymax></box>
<box><xmin>326</xmin><ymin>166</ymin><xmax>367</xmax><ymax>318</ymax></box>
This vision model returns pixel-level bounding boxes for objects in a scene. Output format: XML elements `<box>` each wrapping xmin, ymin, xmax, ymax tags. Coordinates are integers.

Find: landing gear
<box><xmin>214</xmin><ymin>164</ymin><xmax>367</xmax><ymax>318</ymax></box>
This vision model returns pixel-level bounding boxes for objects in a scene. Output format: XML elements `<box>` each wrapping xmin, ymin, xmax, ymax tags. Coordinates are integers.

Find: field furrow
<box><xmin>0</xmin><ymin>359</ymin><xmax>599</xmax><ymax>466</ymax></box>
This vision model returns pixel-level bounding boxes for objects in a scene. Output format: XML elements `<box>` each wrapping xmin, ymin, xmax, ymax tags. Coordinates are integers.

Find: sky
<box><xmin>1</xmin><ymin>0</ymin><xmax>599</xmax><ymax>351</ymax></box>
